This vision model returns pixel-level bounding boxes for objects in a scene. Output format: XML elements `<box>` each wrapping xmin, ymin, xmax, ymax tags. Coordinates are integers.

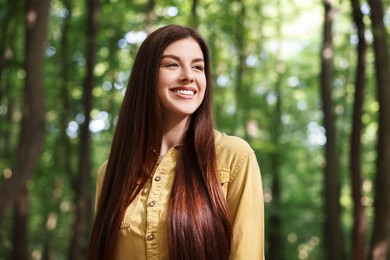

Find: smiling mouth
<box><xmin>173</xmin><ymin>89</ymin><xmax>195</xmax><ymax>95</ymax></box>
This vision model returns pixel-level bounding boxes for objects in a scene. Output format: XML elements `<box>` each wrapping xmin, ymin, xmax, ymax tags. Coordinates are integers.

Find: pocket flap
<box><xmin>218</xmin><ymin>168</ymin><xmax>230</xmax><ymax>197</ymax></box>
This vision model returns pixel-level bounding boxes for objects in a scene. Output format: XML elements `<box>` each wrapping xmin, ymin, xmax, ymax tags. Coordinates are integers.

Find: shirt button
<box><xmin>147</xmin><ymin>234</ymin><xmax>154</xmax><ymax>241</ymax></box>
<box><xmin>148</xmin><ymin>201</ymin><xmax>156</xmax><ymax>207</ymax></box>
<box><xmin>154</xmin><ymin>176</ymin><xmax>161</xmax><ymax>182</ymax></box>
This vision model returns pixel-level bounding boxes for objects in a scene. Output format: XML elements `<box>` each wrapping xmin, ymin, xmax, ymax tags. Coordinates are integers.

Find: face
<box><xmin>157</xmin><ymin>38</ymin><xmax>206</xmax><ymax>120</ymax></box>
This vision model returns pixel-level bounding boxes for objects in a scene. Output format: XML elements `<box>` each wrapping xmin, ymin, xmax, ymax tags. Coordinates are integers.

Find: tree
<box><xmin>146</xmin><ymin>0</ymin><xmax>155</xmax><ymax>34</ymax></box>
<box><xmin>68</xmin><ymin>0</ymin><xmax>99</xmax><ymax>258</ymax></box>
<box><xmin>0</xmin><ymin>0</ymin><xmax>51</xmax><ymax>258</ymax></box>
<box><xmin>0</xmin><ymin>0</ymin><xmax>21</xmax><ymax>166</ymax></box>
<box><xmin>349</xmin><ymin>0</ymin><xmax>367</xmax><ymax>259</ymax></box>
<box><xmin>189</xmin><ymin>0</ymin><xmax>199</xmax><ymax>29</ymax></box>
<box><xmin>268</xmin><ymin>64</ymin><xmax>285</xmax><ymax>260</ymax></box>
<box><xmin>368</xmin><ymin>0</ymin><xmax>390</xmax><ymax>258</ymax></box>
<box><xmin>320</xmin><ymin>0</ymin><xmax>344</xmax><ymax>259</ymax></box>
<box><xmin>267</xmin><ymin>1</ymin><xmax>285</xmax><ymax>258</ymax></box>
<box><xmin>0</xmin><ymin>0</ymin><xmax>50</xmax><ymax>219</ymax></box>
<box><xmin>232</xmin><ymin>0</ymin><xmax>248</xmax><ymax>138</ymax></box>
<box><xmin>0</xmin><ymin>0</ymin><xmax>19</xmax><ymax>85</ymax></box>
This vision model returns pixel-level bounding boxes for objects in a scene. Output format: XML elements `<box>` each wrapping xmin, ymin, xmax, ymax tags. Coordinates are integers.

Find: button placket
<box><xmin>145</xmin><ymin>155</ymin><xmax>171</xmax><ymax>260</ymax></box>
<box><xmin>145</xmin><ymin>148</ymin><xmax>177</xmax><ymax>259</ymax></box>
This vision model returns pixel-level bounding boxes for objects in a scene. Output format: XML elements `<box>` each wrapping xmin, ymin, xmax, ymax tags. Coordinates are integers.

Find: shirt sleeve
<box><xmin>227</xmin><ymin>151</ymin><xmax>265</xmax><ymax>260</ymax></box>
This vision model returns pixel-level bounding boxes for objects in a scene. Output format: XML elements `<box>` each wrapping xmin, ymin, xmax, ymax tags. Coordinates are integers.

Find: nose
<box><xmin>180</xmin><ymin>66</ymin><xmax>195</xmax><ymax>83</ymax></box>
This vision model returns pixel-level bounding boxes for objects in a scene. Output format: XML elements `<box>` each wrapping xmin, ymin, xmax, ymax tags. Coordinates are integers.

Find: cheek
<box><xmin>156</xmin><ymin>74</ymin><xmax>163</xmax><ymax>88</ymax></box>
<box><xmin>198</xmin><ymin>75</ymin><xmax>207</xmax><ymax>89</ymax></box>
<box><xmin>156</xmin><ymin>77</ymin><xmax>165</xmax><ymax>98</ymax></box>
<box><xmin>199</xmin><ymin>83</ymin><xmax>207</xmax><ymax>101</ymax></box>
<box><xmin>156</xmin><ymin>86</ymin><xmax>165</xmax><ymax>103</ymax></box>
<box><xmin>157</xmin><ymin>73</ymin><xmax>175</xmax><ymax>90</ymax></box>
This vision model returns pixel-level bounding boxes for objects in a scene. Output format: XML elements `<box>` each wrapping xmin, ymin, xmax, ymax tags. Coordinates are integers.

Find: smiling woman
<box><xmin>87</xmin><ymin>25</ymin><xmax>264</xmax><ymax>260</ymax></box>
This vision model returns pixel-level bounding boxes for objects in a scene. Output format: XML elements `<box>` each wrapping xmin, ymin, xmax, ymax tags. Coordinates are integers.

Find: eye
<box><xmin>193</xmin><ymin>64</ymin><xmax>204</xmax><ymax>71</ymax></box>
<box><xmin>165</xmin><ymin>62</ymin><xmax>179</xmax><ymax>68</ymax></box>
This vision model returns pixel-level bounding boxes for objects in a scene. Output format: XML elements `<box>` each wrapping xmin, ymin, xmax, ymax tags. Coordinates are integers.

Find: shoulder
<box><xmin>98</xmin><ymin>161</ymin><xmax>108</xmax><ymax>175</ymax></box>
<box><xmin>97</xmin><ymin>161</ymin><xmax>108</xmax><ymax>185</ymax></box>
<box><xmin>214</xmin><ymin>130</ymin><xmax>255</xmax><ymax>175</ymax></box>
<box><xmin>214</xmin><ymin>130</ymin><xmax>253</xmax><ymax>156</ymax></box>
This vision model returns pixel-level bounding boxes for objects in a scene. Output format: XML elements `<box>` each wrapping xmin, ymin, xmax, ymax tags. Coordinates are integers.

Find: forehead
<box><xmin>162</xmin><ymin>38</ymin><xmax>204</xmax><ymax>59</ymax></box>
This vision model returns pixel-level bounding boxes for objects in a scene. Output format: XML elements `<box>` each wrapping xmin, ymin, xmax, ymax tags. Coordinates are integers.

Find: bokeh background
<box><xmin>1</xmin><ymin>0</ymin><xmax>390</xmax><ymax>259</ymax></box>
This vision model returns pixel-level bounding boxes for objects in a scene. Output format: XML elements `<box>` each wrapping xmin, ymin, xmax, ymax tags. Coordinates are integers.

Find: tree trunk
<box><xmin>56</xmin><ymin>0</ymin><xmax>72</xmax><ymax>174</ymax></box>
<box><xmin>145</xmin><ymin>0</ymin><xmax>155</xmax><ymax>34</ymax></box>
<box><xmin>42</xmin><ymin>231</ymin><xmax>55</xmax><ymax>260</ymax></box>
<box><xmin>41</xmin><ymin>2</ymin><xmax>72</xmax><ymax>259</ymax></box>
<box><xmin>11</xmin><ymin>186</ymin><xmax>28</xmax><ymax>260</ymax></box>
<box><xmin>1</xmin><ymin>67</ymin><xmax>15</xmax><ymax>160</ymax></box>
<box><xmin>367</xmin><ymin>0</ymin><xmax>390</xmax><ymax>259</ymax></box>
<box><xmin>320</xmin><ymin>0</ymin><xmax>344</xmax><ymax>259</ymax></box>
<box><xmin>0</xmin><ymin>0</ymin><xmax>20</xmax><ymax>87</ymax></box>
<box><xmin>349</xmin><ymin>0</ymin><xmax>367</xmax><ymax>259</ymax></box>
<box><xmin>189</xmin><ymin>0</ymin><xmax>199</xmax><ymax>29</ymax></box>
<box><xmin>233</xmin><ymin>1</ymin><xmax>248</xmax><ymax>139</ymax></box>
<box><xmin>0</xmin><ymin>0</ymin><xmax>50</xmax><ymax>217</ymax></box>
<box><xmin>208</xmin><ymin>30</ymin><xmax>223</xmax><ymax>129</ymax></box>
<box><xmin>268</xmin><ymin>2</ymin><xmax>285</xmax><ymax>258</ymax></box>
<box><xmin>0</xmin><ymin>2</ymin><xmax>20</xmax><ymax>160</ymax></box>
<box><xmin>268</xmin><ymin>69</ymin><xmax>284</xmax><ymax>260</ymax></box>
<box><xmin>68</xmin><ymin>0</ymin><xmax>99</xmax><ymax>258</ymax></box>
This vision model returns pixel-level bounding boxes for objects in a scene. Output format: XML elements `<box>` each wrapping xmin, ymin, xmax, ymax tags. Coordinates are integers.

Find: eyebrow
<box><xmin>161</xmin><ymin>54</ymin><xmax>204</xmax><ymax>63</ymax></box>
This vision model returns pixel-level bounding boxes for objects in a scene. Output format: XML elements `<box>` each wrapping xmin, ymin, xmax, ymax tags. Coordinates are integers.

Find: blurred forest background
<box><xmin>1</xmin><ymin>0</ymin><xmax>390</xmax><ymax>259</ymax></box>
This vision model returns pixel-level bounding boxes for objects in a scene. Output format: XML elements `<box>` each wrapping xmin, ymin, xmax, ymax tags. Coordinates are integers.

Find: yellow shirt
<box><xmin>95</xmin><ymin>131</ymin><xmax>265</xmax><ymax>260</ymax></box>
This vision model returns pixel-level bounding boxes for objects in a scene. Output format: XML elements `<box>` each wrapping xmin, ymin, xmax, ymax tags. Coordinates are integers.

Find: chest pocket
<box><xmin>218</xmin><ymin>168</ymin><xmax>230</xmax><ymax>198</ymax></box>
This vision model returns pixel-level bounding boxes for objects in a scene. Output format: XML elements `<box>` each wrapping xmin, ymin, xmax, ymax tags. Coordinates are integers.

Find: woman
<box><xmin>88</xmin><ymin>25</ymin><xmax>264</xmax><ymax>260</ymax></box>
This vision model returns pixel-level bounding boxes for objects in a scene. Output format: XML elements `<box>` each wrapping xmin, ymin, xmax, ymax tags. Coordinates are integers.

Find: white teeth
<box><xmin>174</xmin><ymin>89</ymin><xmax>194</xmax><ymax>95</ymax></box>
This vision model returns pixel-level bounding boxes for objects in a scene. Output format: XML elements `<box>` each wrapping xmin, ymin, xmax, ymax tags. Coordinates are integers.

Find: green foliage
<box><xmin>0</xmin><ymin>0</ymin><xmax>385</xmax><ymax>259</ymax></box>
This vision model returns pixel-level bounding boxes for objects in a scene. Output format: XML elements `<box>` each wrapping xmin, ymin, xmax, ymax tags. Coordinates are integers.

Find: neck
<box><xmin>160</xmin><ymin>115</ymin><xmax>191</xmax><ymax>157</ymax></box>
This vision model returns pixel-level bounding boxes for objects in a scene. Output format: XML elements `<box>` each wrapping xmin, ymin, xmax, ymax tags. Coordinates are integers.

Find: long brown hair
<box><xmin>87</xmin><ymin>25</ymin><xmax>231</xmax><ymax>260</ymax></box>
